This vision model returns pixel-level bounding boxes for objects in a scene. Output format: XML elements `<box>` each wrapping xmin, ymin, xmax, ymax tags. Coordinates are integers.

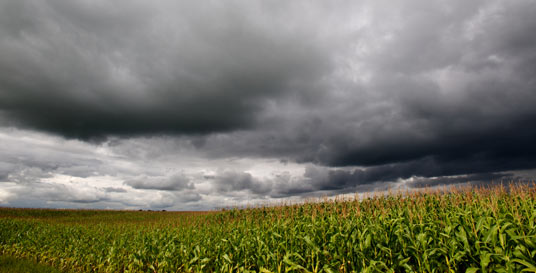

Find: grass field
<box><xmin>0</xmin><ymin>183</ymin><xmax>535</xmax><ymax>272</ymax></box>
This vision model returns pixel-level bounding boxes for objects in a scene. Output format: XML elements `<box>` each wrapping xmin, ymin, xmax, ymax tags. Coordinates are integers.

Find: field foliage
<box><xmin>1</xmin><ymin>184</ymin><xmax>535</xmax><ymax>272</ymax></box>
<box><xmin>0</xmin><ymin>255</ymin><xmax>63</xmax><ymax>273</ymax></box>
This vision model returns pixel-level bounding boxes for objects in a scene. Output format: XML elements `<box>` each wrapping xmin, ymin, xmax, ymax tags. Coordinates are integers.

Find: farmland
<box><xmin>1</xmin><ymin>183</ymin><xmax>535</xmax><ymax>272</ymax></box>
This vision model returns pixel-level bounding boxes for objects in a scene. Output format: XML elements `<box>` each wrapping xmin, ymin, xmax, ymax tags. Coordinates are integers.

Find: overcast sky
<box><xmin>1</xmin><ymin>0</ymin><xmax>535</xmax><ymax>210</ymax></box>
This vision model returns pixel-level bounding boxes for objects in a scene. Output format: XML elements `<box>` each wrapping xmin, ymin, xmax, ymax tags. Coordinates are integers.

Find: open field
<box><xmin>1</xmin><ymin>184</ymin><xmax>535</xmax><ymax>272</ymax></box>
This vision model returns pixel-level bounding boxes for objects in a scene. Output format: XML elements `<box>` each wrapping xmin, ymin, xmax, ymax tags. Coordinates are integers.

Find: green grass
<box><xmin>1</xmin><ymin>183</ymin><xmax>535</xmax><ymax>272</ymax></box>
<box><xmin>0</xmin><ymin>255</ymin><xmax>63</xmax><ymax>273</ymax></box>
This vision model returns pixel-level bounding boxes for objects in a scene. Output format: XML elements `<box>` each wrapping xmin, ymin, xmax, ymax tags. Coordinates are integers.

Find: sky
<box><xmin>1</xmin><ymin>0</ymin><xmax>536</xmax><ymax>210</ymax></box>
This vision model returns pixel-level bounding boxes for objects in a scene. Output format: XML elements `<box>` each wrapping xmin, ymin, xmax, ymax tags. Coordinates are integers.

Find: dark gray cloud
<box><xmin>1</xmin><ymin>0</ymin><xmax>536</xmax><ymax>208</ymax></box>
<box><xmin>262</xmin><ymin>164</ymin><xmax>515</xmax><ymax>198</ymax></box>
<box><xmin>124</xmin><ymin>173</ymin><xmax>193</xmax><ymax>191</ymax></box>
<box><xmin>405</xmin><ymin>173</ymin><xmax>516</xmax><ymax>189</ymax></box>
<box><xmin>190</xmin><ymin>0</ymin><xmax>536</xmax><ymax>180</ymax></box>
<box><xmin>0</xmin><ymin>0</ymin><xmax>331</xmax><ymax>139</ymax></box>
<box><xmin>212</xmin><ymin>171</ymin><xmax>271</xmax><ymax>195</ymax></box>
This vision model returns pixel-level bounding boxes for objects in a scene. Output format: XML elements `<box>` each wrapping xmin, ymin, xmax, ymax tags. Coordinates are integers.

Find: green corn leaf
<box><xmin>512</xmin><ymin>259</ymin><xmax>536</xmax><ymax>272</ymax></box>
<box><xmin>466</xmin><ymin>267</ymin><xmax>479</xmax><ymax>273</ymax></box>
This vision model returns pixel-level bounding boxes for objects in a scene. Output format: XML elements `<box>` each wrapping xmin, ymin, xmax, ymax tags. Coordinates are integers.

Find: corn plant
<box><xmin>0</xmin><ymin>183</ymin><xmax>535</xmax><ymax>272</ymax></box>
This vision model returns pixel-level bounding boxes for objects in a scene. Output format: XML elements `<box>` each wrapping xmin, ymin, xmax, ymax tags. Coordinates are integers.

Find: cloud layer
<box><xmin>0</xmin><ymin>0</ymin><xmax>333</xmax><ymax>139</ymax></box>
<box><xmin>1</xmin><ymin>0</ymin><xmax>535</xmax><ymax>209</ymax></box>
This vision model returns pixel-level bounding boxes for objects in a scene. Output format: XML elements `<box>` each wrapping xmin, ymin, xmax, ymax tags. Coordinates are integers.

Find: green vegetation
<box><xmin>0</xmin><ymin>255</ymin><xmax>63</xmax><ymax>273</ymax></box>
<box><xmin>1</xmin><ymin>184</ymin><xmax>535</xmax><ymax>272</ymax></box>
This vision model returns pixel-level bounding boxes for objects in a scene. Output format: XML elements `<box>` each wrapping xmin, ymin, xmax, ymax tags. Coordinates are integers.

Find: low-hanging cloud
<box><xmin>124</xmin><ymin>173</ymin><xmax>194</xmax><ymax>191</ymax></box>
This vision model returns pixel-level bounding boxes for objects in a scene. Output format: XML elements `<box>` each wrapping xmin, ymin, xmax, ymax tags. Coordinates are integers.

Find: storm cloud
<box><xmin>0</xmin><ymin>0</ymin><xmax>332</xmax><ymax>139</ymax></box>
<box><xmin>1</xmin><ymin>0</ymin><xmax>535</xmax><ymax>209</ymax></box>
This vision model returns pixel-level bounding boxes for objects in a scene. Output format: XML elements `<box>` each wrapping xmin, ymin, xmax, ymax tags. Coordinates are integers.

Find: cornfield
<box><xmin>1</xmin><ymin>183</ymin><xmax>535</xmax><ymax>272</ymax></box>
